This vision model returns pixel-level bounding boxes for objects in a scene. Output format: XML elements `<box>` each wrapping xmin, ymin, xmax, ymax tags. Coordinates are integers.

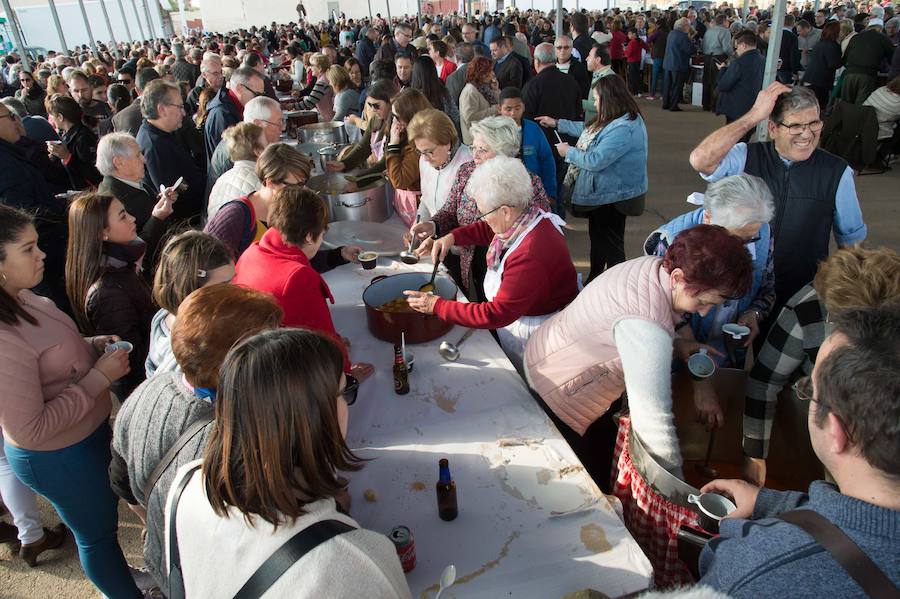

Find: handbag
<box><xmin>167</xmin><ymin>464</ymin><xmax>355</xmax><ymax>599</ymax></box>
<box><xmin>778</xmin><ymin>509</ymin><xmax>900</xmax><ymax>599</ymax></box>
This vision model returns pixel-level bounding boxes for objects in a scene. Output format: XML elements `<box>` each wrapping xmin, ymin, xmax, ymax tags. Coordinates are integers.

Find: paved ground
<box><xmin>2</xmin><ymin>98</ymin><xmax>898</xmax><ymax>599</ymax></box>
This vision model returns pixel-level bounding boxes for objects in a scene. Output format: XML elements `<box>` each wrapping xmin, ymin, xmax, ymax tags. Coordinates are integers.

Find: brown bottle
<box><xmin>393</xmin><ymin>344</ymin><xmax>410</xmax><ymax>395</ymax></box>
<box><xmin>436</xmin><ymin>458</ymin><xmax>458</xmax><ymax>521</ymax></box>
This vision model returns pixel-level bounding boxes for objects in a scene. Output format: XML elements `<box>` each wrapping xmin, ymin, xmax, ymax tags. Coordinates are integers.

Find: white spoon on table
<box><xmin>434</xmin><ymin>564</ymin><xmax>457</xmax><ymax>599</ymax></box>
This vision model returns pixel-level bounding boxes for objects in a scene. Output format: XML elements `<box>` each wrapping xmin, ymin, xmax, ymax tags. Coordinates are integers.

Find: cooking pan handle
<box><xmin>340</xmin><ymin>197</ymin><xmax>373</xmax><ymax>208</ymax></box>
<box><xmin>370</xmin><ymin>275</ymin><xmax>388</xmax><ymax>284</ymax></box>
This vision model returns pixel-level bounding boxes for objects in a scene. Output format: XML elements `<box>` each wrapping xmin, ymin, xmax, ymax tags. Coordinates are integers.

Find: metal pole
<box><xmin>0</xmin><ymin>0</ymin><xmax>31</xmax><ymax>72</ymax></box>
<box><xmin>116</xmin><ymin>0</ymin><xmax>133</xmax><ymax>42</ymax></box>
<box><xmin>742</xmin><ymin>0</ymin><xmax>750</xmax><ymax>19</ymax></box>
<box><xmin>756</xmin><ymin>0</ymin><xmax>786</xmax><ymax>141</ymax></box>
<box><xmin>143</xmin><ymin>0</ymin><xmax>156</xmax><ymax>39</ymax></box>
<box><xmin>131</xmin><ymin>0</ymin><xmax>146</xmax><ymax>40</ymax></box>
<box><xmin>46</xmin><ymin>0</ymin><xmax>69</xmax><ymax>53</ymax></box>
<box><xmin>99</xmin><ymin>0</ymin><xmax>118</xmax><ymax>48</ymax></box>
<box><xmin>555</xmin><ymin>0</ymin><xmax>562</xmax><ymax>39</ymax></box>
<box><xmin>367</xmin><ymin>0</ymin><xmax>373</xmax><ymax>20</ymax></box>
<box><xmin>385</xmin><ymin>0</ymin><xmax>391</xmax><ymax>24</ymax></box>
<box><xmin>813</xmin><ymin>0</ymin><xmax>820</xmax><ymax>12</ymax></box>
<box><xmin>75</xmin><ymin>0</ymin><xmax>100</xmax><ymax>55</ymax></box>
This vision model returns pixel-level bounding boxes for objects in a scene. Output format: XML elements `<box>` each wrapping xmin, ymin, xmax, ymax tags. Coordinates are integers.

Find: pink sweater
<box><xmin>0</xmin><ymin>291</ymin><xmax>112</xmax><ymax>451</ymax></box>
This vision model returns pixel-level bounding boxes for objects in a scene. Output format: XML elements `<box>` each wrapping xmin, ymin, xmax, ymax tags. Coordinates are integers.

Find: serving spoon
<box><xmin>418</xmin><ymin>259</ymin><xmax>440</xmax><ymax>293</ymax></box>
<box><xmin>439</xmin><ymin>328</ymin><xmax>476</xmax><ymax>361</ymax></box>
<box><xmin>400</xmin><ymin>215</ymin><xmax>421</xmax><ymax>265</ymax></box>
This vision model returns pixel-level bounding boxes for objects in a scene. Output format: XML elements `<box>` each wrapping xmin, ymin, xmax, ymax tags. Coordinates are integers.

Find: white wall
<box><xmin>11</xmin><ymin>0</ymin><xmax>166</xmax><ymax>52</ymax></box>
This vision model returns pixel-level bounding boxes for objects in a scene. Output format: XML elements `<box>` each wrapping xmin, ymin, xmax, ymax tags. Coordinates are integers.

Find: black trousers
<box><xmin>702</xmin><ymin>54</ymin><xmax>727</xmax><ymax>111</ymax></box>
<box><xmin>627</xmin><ymin>61</ymin><xmax>643</xmax><ymax>95</ymax></box>
<box><xmin>585</xmin><ymin>202</ymin><xmax>627</xmax><ymax>283</ymax></box>
<box><xmin>663</xmin><ymin>69</ymin><xmax>689</xmax><ymax>110</ymax></box>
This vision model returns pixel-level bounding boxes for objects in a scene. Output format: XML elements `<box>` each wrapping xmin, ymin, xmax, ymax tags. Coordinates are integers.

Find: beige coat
<box><xmin>458</xmin><ymin>83</ymin><xmax>498</xmax><ymax>145</ymax></box>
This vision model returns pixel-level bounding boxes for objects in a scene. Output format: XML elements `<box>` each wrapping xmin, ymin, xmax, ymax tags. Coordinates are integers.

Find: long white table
<box><xmin>322</xmin><ymin>255</ymin><xmax>653</xmax><ymax>598</ymax></box>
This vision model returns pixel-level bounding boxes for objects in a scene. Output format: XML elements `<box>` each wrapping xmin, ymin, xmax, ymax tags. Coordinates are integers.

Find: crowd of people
<box><xmin>0</xmin><ymin>1</ymin><xmax>898</xmax><ymax>598</ymax></box>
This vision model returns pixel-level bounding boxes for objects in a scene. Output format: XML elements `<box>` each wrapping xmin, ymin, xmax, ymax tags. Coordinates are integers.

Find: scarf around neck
<box><xmin>102</xmin><ymin>239</ymin><xmax>147</xmax><ymax>271</ymax></box>
<box><xmin>485</xmin><ymin>203</ymin><xmax>545</xmax><ymax>270</ymax></box>
<box><xmin>476</xmin><ymin>82</ymin><xmax>499</xmax><ymax>105</ymax></box>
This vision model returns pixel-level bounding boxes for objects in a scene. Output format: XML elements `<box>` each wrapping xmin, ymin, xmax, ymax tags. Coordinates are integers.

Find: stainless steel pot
<box><xmin>307</xmin><ymin>173</ymin><xmax>393</xmax><ymax>223</ymax></box>
<box><xmin>298</xmin><ymin>121</ymin><xmax>348</xmax><ymax>145</ymax></box>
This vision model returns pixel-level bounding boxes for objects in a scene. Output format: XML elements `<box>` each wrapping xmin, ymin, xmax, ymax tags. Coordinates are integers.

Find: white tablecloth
<box><xmin>324</xmin><ymin>255</ymin><xmax>653</xmax><ymax>599</ymax></box>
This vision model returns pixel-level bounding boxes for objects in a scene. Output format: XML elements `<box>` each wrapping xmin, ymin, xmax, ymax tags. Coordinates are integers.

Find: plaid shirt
<box><xmin>742</xmin><ymin>285</ymin><xmax>828</xmax><ymax>458</ymax></box>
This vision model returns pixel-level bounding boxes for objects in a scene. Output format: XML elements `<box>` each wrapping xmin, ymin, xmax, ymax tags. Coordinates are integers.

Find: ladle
<box><xmin>419</xmin><ymin>260</ymin><xmax>440</xmax><ymax>293</ymax></box>
<box><xmin>439</xmin><ymin>328</ymin><xmax>476</xmax><ymax>361</ymax></box>
<box><xmin>400</xmin><ymin>215</ymin><xmax>421</xmax><ymax>265</ymax></box>
<box><xmin>434</xmin><ymin>564</ymin><xmax>457</xmax><ymax>599</ymax></box>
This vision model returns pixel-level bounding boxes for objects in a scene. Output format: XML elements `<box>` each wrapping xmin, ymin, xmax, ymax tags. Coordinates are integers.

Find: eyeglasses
<box><xmin>555</xmin><ymin>45</ymin><xmax>572</xmax><ymax>50</ymax></box>
<box><xmin>775</xmin><ymin>119</ymin><xmax>824</xmax><ymax>135</ymax></box>
<box><xmin>163</xmin><ymin>102</ymin><xmax>186</xmax><ymax>112</ymax></box>
<box><xmin>261</xmin><ymin>118</ymin><xmax>284</xmax><ymax>128</ymax></box>
<box><xmin>792</xmin><ymin>376</ymin><xmax>818</xmax><ymax>403</ymax></box>
<box><xmin>416</xmin><ymin>146</ymin><xmax>439</xmax><ymax>158</ymax></box>
<box><xmin>475</xmin><ymin>205</ymin><xmax>505</xmax><ymax>221</ymax></box>
<box><xmin>342</xmin><ymin>374</ymin><xmax>360</xmax><ymax>405</ymax></box>
<box><xmin>241</xmin><ymin>83</ymin><xmax>266</xmax><ymax>98</ymax></box>
<box><xmin>472</xmin><ymin>145</ymin><xmax>493</xmax><ymax>157</ymax></box>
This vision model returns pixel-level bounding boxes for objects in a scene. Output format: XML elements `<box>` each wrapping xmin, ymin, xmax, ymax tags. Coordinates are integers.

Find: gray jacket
<box><xmin>113</xmin><ymin>372</ymin><xmax>214</xmax><ymax>588</ymax></box>
<box><xmin>446</xmin><ymin>62</ymin><xmax>469</xmax><ymax>108</ymax></box>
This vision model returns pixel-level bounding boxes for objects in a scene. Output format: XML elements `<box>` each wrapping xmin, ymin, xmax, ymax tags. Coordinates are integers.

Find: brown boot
<box><xmin>19</xmin><ymin>523</ymin><xmax>68</xmax><ymax>567</ymax></box>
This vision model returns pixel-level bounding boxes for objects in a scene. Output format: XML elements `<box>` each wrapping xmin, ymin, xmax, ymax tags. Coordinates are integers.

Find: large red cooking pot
<box><xmin>363</xmin><ymin>272</ymin><xmax>458</xmax><ymax>344</ymax></box>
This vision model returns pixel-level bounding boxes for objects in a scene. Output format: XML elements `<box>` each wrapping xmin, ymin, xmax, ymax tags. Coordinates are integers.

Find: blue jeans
<box><xmin>650</xmin><ymin>59</ymin><xmax>664</xmax><ymax>95</ymax></box>
<box><xmin>5</xmin><ymin>424</ymin><xmax>140</xmax><ymax>598</ymax></box>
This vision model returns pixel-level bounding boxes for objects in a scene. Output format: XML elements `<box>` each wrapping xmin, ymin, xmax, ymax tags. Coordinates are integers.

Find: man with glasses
<box><xmin>461</xmin><ymin>23</ymin><xmax>490</xmax><ymax>57</ymax></box>
<box><xmin>374</xmin><ymin>23</ymin><xmax>415</xmax><ymax>63</ymax></box>
<box><xmin>699</xmin><ymin>305</ymin><xmax>900</xmax><ymax>597</ymax></box>
<box><xmin>554</xmin><ymin>35</ymin><xmax>591</xmax><ymax>99</ymax></box>
<box><xmin>203</xmin><ymin>66</ymin><xmax>266</xmax><ymax>158</ymax></box>
<box><xmin>187</xmin><ymin>53</ymin><xmax>224</xmax><ymax>116</ymax></box>
<box><xmin>690</xmin><ymin>83</ymin><xmax>867</xmax><ymax>321</ymax></box>
<box><xmin>137</xmin><ymin>80</ymin><xmax>206</xmax><ymax>221</ymax></box>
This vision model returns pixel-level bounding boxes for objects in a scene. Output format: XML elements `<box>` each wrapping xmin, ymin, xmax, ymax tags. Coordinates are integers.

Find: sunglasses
<box><xmin>342</xmin><ymin>374</ymin><xmax>360</xmax><ymax>405</ymax></box>
<box><xmin>241</xmin><ymin>83</ymin><xmax>266</xmax><ymax>98</ymax></box>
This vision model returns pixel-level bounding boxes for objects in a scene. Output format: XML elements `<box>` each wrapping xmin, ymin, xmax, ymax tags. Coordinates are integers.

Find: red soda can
<box><xmin>389</xmin><ymin>525</ymin><xmax>416</xmax><ymax>572</ymax></box>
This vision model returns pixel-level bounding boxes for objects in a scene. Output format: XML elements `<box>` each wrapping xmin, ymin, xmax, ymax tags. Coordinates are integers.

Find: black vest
<box><xmin>744</xmin><ymin>141</ymin><xmax>845</xmax><ymax>309</ymax></box>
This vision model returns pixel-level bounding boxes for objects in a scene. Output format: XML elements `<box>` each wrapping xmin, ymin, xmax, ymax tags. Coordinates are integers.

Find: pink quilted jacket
<box><xmin>524</xmin><ymin>256</ymin><xmax>682</xmax><ymax>435</ymax></box>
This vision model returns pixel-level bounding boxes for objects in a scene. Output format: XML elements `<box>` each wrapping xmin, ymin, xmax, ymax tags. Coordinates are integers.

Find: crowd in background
<box><xmin>0</xmin><ymin>1</ymin><xmax>898</xmax><ymax>598</ymax></box>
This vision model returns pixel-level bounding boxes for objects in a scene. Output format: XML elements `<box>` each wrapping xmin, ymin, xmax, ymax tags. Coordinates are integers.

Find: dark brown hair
<box><xmin>0</xmin><ymin>205</ymin><xmax>38</xmax><ymax>326</ymax></box>
<box><xmin>268</xmin><ymin>186</ymin><xmax>328</xmax><ymax>247</ymax></box>
<box><xmin>65</xmin><ymin>192</ymin><xmax>115</xmax><ymax>332</ymax></box>
<box><xmin>203</xmin><ymin>328</ymin><xmax>362</xmax><ymax>525</ymax></box>
<box><xmin>171</xmin><ymin>283</ymin><xmax>282</xmax><ymax>389</ymax></box>
<box><xmin>588</xmin><ymin>74</ymin><xmax>641</xmax><ymax>131</ymax></box>
<box><xmin>391</xmin><ymin>87</ymin><xmax>434</xmax><ymax>126</ymax></box>
<box><xmin>153</xmin><ymin>231</ymin><xmax>233</xmax><ymax>314</ymax></box>
<box><xmin>820</xmin><ymin>21</ymin><xmax>841</xmax><ymax>43</ymax></box>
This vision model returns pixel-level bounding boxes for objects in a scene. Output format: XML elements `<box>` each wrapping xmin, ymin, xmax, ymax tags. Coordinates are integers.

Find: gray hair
<box><xmin>455</xmin><ymin>42</ymin><xmax>475</xmax><ymax>63</ymax></box>
<box><xmin>885</xmin><ymin>16</ymin><xmax>900</xmax><ymax>32</ymax></box>
<box><xmin>772</xmin><ymin>85</ymin><xmax>819</xmax><ymax>122</ymax></box>
<box><xmin>674</xmin><ymin>17</ymin><xmax>691</xmax><ymax>31</ymax></box>
<box><xmin>229</xmin><ymin>66</ymin><xmax>262</xmax><ymax>88</ymax></box>
<box><xmin>140</xmin><ymin>79</ymin><xmax>181</xmax><ymax>120</ymax></box>
<box><xmin>465</xmin><ymin>156</ymin><xmax>533</xmax><ymax>211</ymax></box>
<box><xmin>0</xmin><ymin>97</ymin><xmax>27</xmax><ymax>118</ymax></box>
<box><xmin>201</xmin><ymin>54</ymin><xmax>222</xmax><ymax>72</ymax></box>
<box><xmin>704</xmin><ymin>174</ymin><xmax>775</xmax><ymax>229</ymax></box>
<box><xmin>534</xmin><ymin>43</ymin><xmax>556</xmax><ymax>66</ymax></box>
<box><xmin>244</xmin><ymin>95</ymin><xmax>280</xmax><ymax>123</ymax></box>
<box><xmin>173</xmin><ymin>42</ymin><xmax>186</xmax><ymax>59</ymax></box>
<box><xmin>469</xmin><ymin>116</ymin><xmax>520</xmax><ymax>158</ymax></box>
<box><xmin>96</xmin><ymin>132</ymin><xmax>140</xmax><ymax>176</ymax></box>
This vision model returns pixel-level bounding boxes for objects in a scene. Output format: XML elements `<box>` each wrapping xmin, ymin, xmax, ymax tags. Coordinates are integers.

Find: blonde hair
<box><xmin>814</xmin><ymin>247</ymin><xmax>900</xmax><ymax>314</ymax></box>
<box><xmin>325</xmin><ymin>64</ymin><xmax>352</xmax><ymax>92</ymax></box>
<box><xmin>223</xmin><ymin>122</ymin><xmax>266</xmax><ymax>162</ymax></box>
<box><xmin>310</xmin><ymin>53</ymin><xmax>331</xmax><ymax>74</ymax></box>
<box><xmin>407</xmin><ymin>108</ymin><xmax>458</xmax><ymax>147</ymax></box>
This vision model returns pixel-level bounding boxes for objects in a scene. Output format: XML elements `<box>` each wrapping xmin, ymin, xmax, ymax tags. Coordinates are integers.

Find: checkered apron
<box><xmin>611</xmin><ymin>416</ymin><xmax>700</xmax><ymax>589</ymax></box>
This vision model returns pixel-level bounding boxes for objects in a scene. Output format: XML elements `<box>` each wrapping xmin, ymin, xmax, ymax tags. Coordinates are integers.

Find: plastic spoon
<box><xmin>434</xmin><ymin>564</ymin><xmax>457</xmax><ymax>599</ymax></box>
<box><xmin>159</xmin><ymin>176</ymin><xmax>184</xmax><ymax>196</ymax></box>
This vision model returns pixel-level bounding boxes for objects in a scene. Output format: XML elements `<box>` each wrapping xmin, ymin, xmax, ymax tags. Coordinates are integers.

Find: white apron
<box><xmin>483</xmin><ymin>211</ymin><xmax>566</xmax><ymax>372</ymax></box>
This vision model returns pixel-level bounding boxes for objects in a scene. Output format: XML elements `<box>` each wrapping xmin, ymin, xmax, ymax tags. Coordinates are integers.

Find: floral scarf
<box><xmin>485</xmin><ymin>203</ymin><xmax>545</xmax><ymax>270</ymax></box>
<box><xmin>476</xmin><ymin>82</ymin><xmax>499</xmax><ymax>106</ymax></box>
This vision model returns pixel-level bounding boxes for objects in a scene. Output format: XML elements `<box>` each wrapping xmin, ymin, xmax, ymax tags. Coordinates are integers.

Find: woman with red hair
<box><xmin>524</xmin><ymin>224</ymin><xmax>753</xmax><ymax>588</ymax></box>
<box><xmin>458</xmin><ymin>55</ymin><xmax>500</xmax><ymax>145</ymax></box>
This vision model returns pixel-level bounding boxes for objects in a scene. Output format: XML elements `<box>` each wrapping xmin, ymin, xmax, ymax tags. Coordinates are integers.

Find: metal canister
<box><xmin>389</xmin><ymin>525</ymin><xmax>416</xmax><ymax>572</ymax></box>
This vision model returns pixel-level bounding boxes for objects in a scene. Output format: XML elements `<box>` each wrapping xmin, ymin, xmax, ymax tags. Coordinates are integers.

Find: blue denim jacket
<box><xmin>558</xmin><ymin>114</ymin><xmax>648</xmax><ymax>207</ymax></box>
<box><xmin>520</xmin><ymin>118</ymin><xmax>558</xmax><ymax>200</ymax></box>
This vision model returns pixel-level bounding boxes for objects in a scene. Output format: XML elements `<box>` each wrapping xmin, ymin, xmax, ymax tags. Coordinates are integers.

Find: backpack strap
<box><xmin>142</xmin><ymin>416</ymin><xmax>213</xmax><ymax>503</ymax></box>
<box><xmin>237</xmin><ymin>196</ymin><xmax>258</xmax><ymax>254</ymax></box>
<box><xmin>233</xmin><ymin>519</ymin><xmax>356</xmax><ymax>599</ymax></box>
<box><xmin>778</xmin><ymin>509</ymin><xmax>900</xmax><ymax>599</ymax></box>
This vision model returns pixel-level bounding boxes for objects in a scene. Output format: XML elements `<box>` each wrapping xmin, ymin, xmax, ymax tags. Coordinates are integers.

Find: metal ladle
<box><xmin>400</xmin><ymin>215</ymin><xmax>421</xmax><ymax>265</ymax></box>
<box><xmin>439</xmin><ymin>328</ymin><xmax>476</xmax><ymax>361</ymax></box>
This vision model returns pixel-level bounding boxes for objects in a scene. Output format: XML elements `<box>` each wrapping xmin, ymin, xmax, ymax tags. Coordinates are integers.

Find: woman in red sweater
<box><xmin>609</xmin><ymin>20</ymin><xmax>628</xmax><ymax>74</ymax></box>
<box><xmin>405</xmin><ymin>156</ymin><xmax>578</xmax><ymax>371</ymax></box>
<box><xmin>625</xmin><ymin>27</ymin><xmax>648</xmax><ymax>96</ymax></box>
<box><xmin>232</xmin><ymin>187</ymin><xmax>373</xmax><ymax>381</ymax></box>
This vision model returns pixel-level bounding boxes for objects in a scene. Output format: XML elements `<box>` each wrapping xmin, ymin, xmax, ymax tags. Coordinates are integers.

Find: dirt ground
<box><xmin>2</xmin><ymin>98</ymin><xmax>898</xmax><ymax>599</ymax></box>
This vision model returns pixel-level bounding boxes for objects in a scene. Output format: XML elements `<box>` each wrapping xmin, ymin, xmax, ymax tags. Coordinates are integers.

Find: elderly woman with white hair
<box><xmin>645</xmin><ymin>173</ymin><xmax>776</xmax><ymax>359</ymax></box>
<box><xmin>96</xmin><ymin>132</ymin><xmax>177</xmax><ymax>275</ymax></box>
<box><xmin>405</xmin><ymin>156</ymin><xmax>577</xmax><ymax>370</ymax></box>
<box><xmin>406</xmin><ymin>115</ymin><xmax>551</xmax><ymax>300</ymax></box>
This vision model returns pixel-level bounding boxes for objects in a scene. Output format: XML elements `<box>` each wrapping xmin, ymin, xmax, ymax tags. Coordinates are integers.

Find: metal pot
<box><xmin>299</xmin><ymin>121</ymin><xmax>348</xmax><ymax>145</ymax></box>
<box><xmin>308</xmin><ymin>173</ymin><xmax>393</xmax><ymax>223</ymax></box>
<box><xmin>362</xmin><ymin>272</ymin><xmax>458</xmax><ymax>345</ymax></box>
<box><xmin>316</xmin><ymin>144</ymin><xmax>348</xmax><ymax>172</ymax></box>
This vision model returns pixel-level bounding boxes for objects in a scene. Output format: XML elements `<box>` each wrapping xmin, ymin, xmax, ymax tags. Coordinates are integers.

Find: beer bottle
<box><xmin>393</xmin><ymin>344</ymin><xmax>410</xmax><ymax>395</ymax></box>
<box><xmin>436</xmin><ymin>458</ymin><xmax>458</xmax><ymax>521</ymax></box>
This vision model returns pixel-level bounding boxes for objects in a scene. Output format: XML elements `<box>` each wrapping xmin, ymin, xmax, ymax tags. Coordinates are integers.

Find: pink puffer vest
<box><xmin>524</xmin><ymin>256</ymin><xmax>682</xmax><ymax>435</ymax></box>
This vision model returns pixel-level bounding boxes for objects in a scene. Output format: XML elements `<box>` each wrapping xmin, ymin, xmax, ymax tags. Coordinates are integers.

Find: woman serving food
<box><xmin>404</xmin><ymin>156</ymin><xmax>577</xmax><ymax>371</ymax></box>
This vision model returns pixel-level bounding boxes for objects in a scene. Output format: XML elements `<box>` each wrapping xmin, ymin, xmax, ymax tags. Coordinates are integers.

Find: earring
<box><xmin>0</xmin><ymin>272</ymin><xmax>7</xmax><ymax>285</ymax></box>
<box><xmin>103</xmin><ymin>235</ymin><xmax>109</xmax><ymax>241</ymax></box>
